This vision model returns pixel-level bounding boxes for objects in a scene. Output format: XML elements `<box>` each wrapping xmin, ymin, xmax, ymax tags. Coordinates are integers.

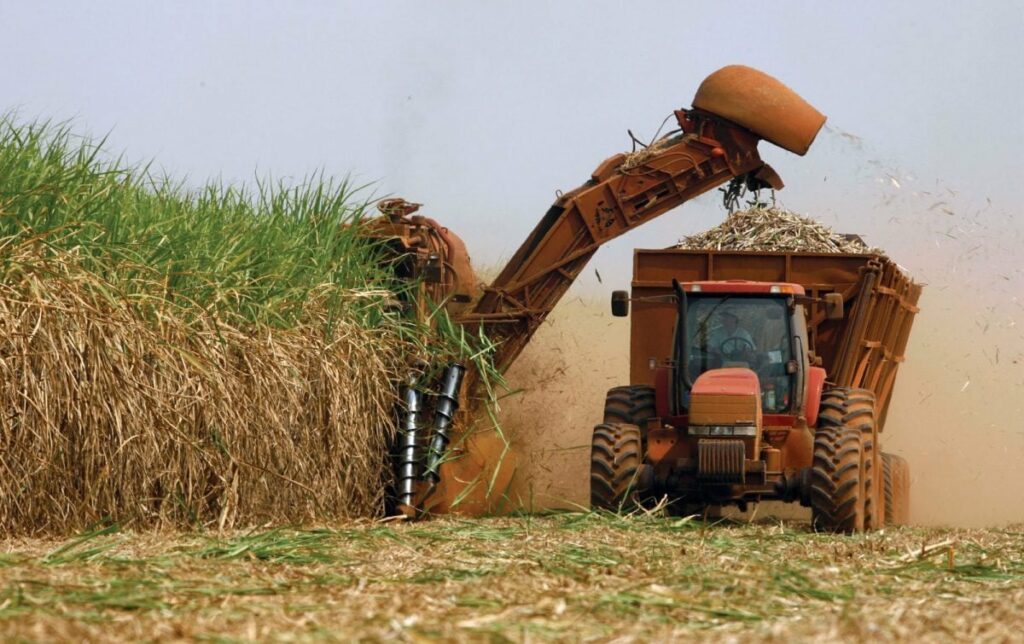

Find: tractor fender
<box><xmin>804</xmin><ymin>366</ymin><xmax>827</xmax><ymax>424</ymax></box>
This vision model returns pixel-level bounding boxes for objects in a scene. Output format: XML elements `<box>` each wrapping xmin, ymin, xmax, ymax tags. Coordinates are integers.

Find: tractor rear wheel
<box><xmin>810</xmin><ymin>387</ymin><xmax>878</xmax><ymax>533</ymax></box>
<box><xmin>882</xmin><ymin>452</ymin><xmax>910</xmax><ymax>526</ymax></box>
<box><xmin>603</xmin><ymin>385</ymin><xmax>657</xmax><ymax>428</ymax></box>
<box><xmin>590</xmin><ymin>422</ymin><xmax>649</xmax><ymax>512</ymax></box>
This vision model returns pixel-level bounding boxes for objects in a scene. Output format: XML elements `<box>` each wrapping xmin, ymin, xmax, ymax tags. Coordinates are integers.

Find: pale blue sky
<box><xmin>1</xmin><ymin>1</ymin><xmax>1021</xmax><ymax>293</ymax></box>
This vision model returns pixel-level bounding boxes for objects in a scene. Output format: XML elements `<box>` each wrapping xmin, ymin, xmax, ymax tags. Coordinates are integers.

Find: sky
<box><xmin>1</xmin><ymin>1</ymin><xmax>1021</xmax><ymax>285</ymax></box>
<box><xmin>1</xmin><ymin>1</ymin><xmax>1023</xmax><ymax>525</ymax></box>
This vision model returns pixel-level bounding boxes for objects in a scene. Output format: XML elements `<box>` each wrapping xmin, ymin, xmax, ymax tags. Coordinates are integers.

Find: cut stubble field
<box><xmin>1</xmin><ymin>513</ymin><xmax>1022</xmax><ymax>642</ymax></box>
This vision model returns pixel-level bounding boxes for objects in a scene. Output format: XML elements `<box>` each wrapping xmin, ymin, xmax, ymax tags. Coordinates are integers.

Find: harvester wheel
<box><xmin>810</xmin><ymin>387</ymin><xmax>877</xmax><ymax>533</ymax></box>
<box><xmin>882</xmin><ymin>453</ymin><xmax>910</xmax><ymax>526</ymax></box>
<box><xmin>590</xmin><ymin>422</ymin><xmax>650</xmax><ymax>512</ymax></box>
<box><xmin>603</xmin><ymin>385</ymin><xmax>657</xmax><ymax>428</ymax></box>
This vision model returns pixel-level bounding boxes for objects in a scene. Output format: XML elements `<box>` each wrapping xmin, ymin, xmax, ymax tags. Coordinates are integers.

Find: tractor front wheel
<box><xmin>603</xmin><ymin>385</ymin><xmax>656</xmax><ymax>428</ymax></box>
<box><xmin>590</xmin><ymin>422</ymin><xmax>651</xmax><ymax>512</ymax></box>
<box><xmin>810</xmin><ymin>387</ymin><xmax>878</xmax><ymax>533</ymax></box>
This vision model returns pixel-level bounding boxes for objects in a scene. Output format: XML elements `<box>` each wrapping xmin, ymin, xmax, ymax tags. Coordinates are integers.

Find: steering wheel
<box><xmin>719</xmin><ymin>337</ymin><xmax>756</xmax><ymax>361</ymax></box>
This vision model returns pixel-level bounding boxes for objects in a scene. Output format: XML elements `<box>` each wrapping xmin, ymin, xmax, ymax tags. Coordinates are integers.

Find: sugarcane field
<box><xmin>1</xmin><ymin>4</ymin><xmax>1023</xmax><ymax>643</ymax></box>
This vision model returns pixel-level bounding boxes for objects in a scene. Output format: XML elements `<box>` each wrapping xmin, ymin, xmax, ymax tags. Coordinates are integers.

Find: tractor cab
<box><xmin>606</xmin><ymin>280</ymin><xmax>820</xmax><ymax>509</ymax></box>
<box><xmin>672</xmin><ymin>281</ymin><xmax>808</xmax><ymax>416</ymax></box>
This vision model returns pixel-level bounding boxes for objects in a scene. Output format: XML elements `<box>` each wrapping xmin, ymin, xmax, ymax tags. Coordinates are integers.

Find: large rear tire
<box><xmin>810</xmin><ymin>388</ymin><xmax>878</xmax><ymax>533</ymax></box>
<box><xmin>590</xmin><ymin>422</ymin><xmax>648</xmax><ymax>512</ymax></box>
<box><xmin>882</xmin><ymin>453</ymin><xmax>910</xmax><ymax>526</ymax></box>
<box><xmin>603</xmin><ymin>386</ymin><xmax>656</xmax><ymax>427</ymax></box>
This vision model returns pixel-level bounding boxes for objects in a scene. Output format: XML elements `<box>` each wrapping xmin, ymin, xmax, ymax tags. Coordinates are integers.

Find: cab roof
<box><xmin>682</xmin><ymin>280</ymin><xmax>806</xmax><ymax>296</ymax></box>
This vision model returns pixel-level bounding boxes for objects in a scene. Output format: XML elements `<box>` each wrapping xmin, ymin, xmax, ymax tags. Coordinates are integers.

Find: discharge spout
<box><xmin>693</xmin><ymin>65</ymin><xmax>827</xmax><ymax>156</ymax></box>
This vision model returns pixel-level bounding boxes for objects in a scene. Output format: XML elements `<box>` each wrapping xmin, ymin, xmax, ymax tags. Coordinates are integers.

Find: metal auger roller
<box><xmin>396</xmin><ymin>372</ymin><xmax>425</xmax><ymax>512</ymax></box>
<box><xmin>424</xmin><ymin>363</ymin><xmax>466</xmax><ymax>483</ymax></box>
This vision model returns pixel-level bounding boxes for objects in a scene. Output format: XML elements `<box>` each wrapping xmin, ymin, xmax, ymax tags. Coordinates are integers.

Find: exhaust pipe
<box><xmin>424</xmin><ymin>363</ymin><xmax>466</xmax><ymax>483</ymax></box>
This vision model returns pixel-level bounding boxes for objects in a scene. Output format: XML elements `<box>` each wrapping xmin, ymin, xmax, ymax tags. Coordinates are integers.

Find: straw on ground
<box><xmin>0</xmin><ymin>514</ymin><xmax>1021</xmax><ymax>641</ymax></box>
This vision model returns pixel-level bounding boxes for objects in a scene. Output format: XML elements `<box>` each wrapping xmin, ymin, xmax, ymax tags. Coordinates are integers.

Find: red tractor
<box><xmin>593</xmin><ymin>250</ymin><xmax>919</xmax><ymax>531</ymax></box>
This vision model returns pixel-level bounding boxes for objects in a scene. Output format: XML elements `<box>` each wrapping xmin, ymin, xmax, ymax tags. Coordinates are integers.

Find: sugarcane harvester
<box><xmin>366</xmin><ymin>66</ymin><xmax>918</xmax><ymax>530</ymax></box>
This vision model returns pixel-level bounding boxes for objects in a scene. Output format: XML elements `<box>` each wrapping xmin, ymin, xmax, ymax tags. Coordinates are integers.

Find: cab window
<box><xmin>682</xmin><ymin>295</ymin><xmax>793</xmax><ymax>412</ymax></box>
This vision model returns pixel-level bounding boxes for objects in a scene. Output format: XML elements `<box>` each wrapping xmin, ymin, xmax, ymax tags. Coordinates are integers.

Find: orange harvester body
<box><xmin>367</xmin><ymin>66</ymin><xmax>919</xmax><ymax>530</ymax></box>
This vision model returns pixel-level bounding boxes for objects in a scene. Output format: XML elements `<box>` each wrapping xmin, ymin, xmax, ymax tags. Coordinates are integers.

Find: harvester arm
<box><xmin>458</xmin><ymin>65</ymin><xmax>827</xmax><ymax>374</ymax></box>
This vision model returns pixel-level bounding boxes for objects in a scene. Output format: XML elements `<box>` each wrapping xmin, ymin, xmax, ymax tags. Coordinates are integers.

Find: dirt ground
<box><xmin>2</xmin><ymin>515</ymin><xmax>1021</xmax><ymax>642</ymax></box>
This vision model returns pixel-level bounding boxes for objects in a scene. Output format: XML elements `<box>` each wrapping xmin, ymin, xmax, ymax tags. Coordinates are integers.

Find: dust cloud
<box><xmin>883</xmin><ymin>288</ymin><xmax>1024</xmax><ymax>527</ymax></box>
<box><xmin>499</xmin><ymin>299</ymin><xmax>628</xmax><ymax>512</ymax></box>
<box><xmin>497</xmin><ymin>288</ymin><xmax>1024</xmax><ymax>528</ymax></box>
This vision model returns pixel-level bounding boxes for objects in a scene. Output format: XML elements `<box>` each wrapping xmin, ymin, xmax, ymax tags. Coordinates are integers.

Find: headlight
<box><xmin>688</xmin><ymin>425</ymin><xmax>758</xmax><ymax>437</ymax></box>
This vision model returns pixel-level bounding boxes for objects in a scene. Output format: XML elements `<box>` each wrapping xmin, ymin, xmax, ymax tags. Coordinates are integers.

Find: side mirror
<box><xmin>611</xmin><ymin>290</ymin><xmax>630</xmax><ymax>317</ymax></box>
<box><xmin>823</xmin><ymin>292</ymin><xmax>844</xmax><ymax>320</ymax></box>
